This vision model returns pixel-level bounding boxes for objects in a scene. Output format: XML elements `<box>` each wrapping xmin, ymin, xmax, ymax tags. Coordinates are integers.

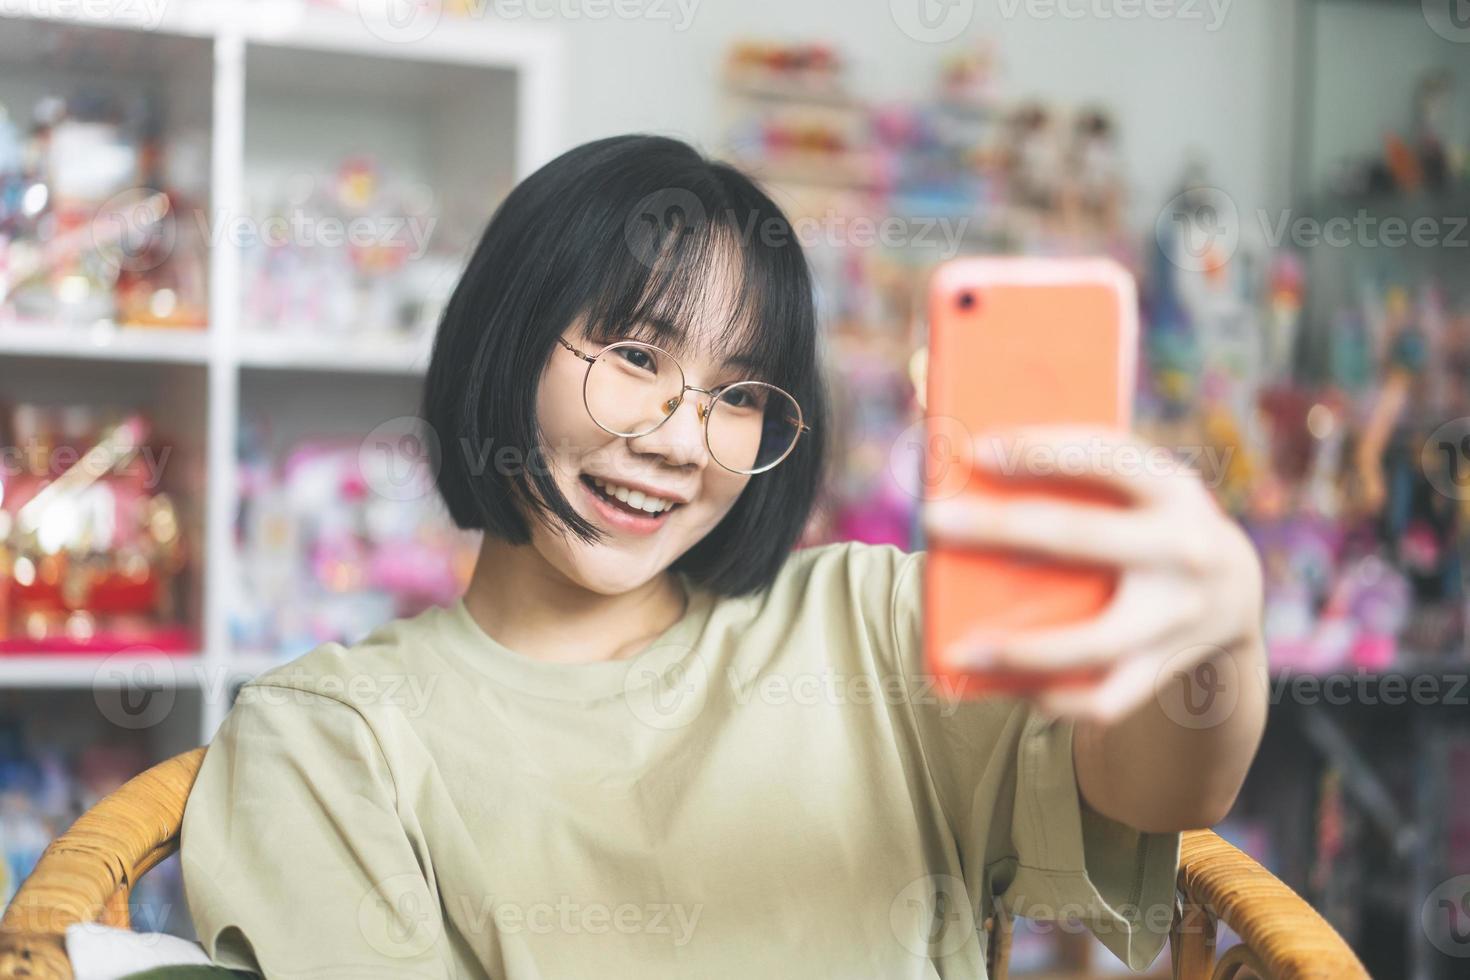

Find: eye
<box><xmin>719</xmin><ymin>385</ymin><xmax>766</xmax><ymax>411</ymax></box>
<box><xmin>615</xmin><ymin>345</ymin><xmax>658</xmax><ymax>372</ymax></box>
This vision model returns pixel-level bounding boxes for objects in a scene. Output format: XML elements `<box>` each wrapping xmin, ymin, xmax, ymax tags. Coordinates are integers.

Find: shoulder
<box><xmin>713</xmin><ymin>540</ymin><xmax>916</xmax><ymax>621</ymax></box>
<box><xmin>765</xmin><ymin>540</ymin><xmax>922</xmax><ymax>595</ymax></box>
<box><xmin>705</xmin><ymin>540</ymin><xmax>923</xmax><ymax>669</ymax></box>
<box><xmin>207</xmin><ymin>612</ymin><xmax>453</xmax><ymax>802</ymax></box>
<box><xmin>239</xmin><ymin>603</ymin><xmax>449</xmax><ymax>719</ymax></box>
<box><xmin>744</xmin><ymin>540</ymin><xmax>924</xmax><ymax>612</ymax></box>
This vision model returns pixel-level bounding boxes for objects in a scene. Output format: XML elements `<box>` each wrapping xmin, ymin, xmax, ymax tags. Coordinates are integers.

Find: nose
<box><xmin>627</xmin><ymin>388</ymin><xmax>710</xmax><ymax>469</ymax></box>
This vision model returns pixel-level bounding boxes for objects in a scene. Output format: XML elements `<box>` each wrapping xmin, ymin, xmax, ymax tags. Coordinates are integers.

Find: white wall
<box><xmin>536</xmin><ymin>0</ymin><xmax>1305</xmax><ymax>232</ymax></box>
<box><xmin>1308</xmin><ymin>0</ymin><xmax>1470</xmax><ymax>192</ymax></box>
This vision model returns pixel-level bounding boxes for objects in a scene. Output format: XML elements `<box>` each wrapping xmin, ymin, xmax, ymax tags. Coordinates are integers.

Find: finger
<box><xmin>1032</xmin><ymin>649</ymin><xmax>1170</xmax><ymax>724</ymax></box>
<box><xmin>971</xmin><ymin>425</ymin><xmax>1207</xmax><ymax>508</ymax></box>
<box><xmin>922</xmin><ymin>495</ymin><xmax>1196</xmax><ymax>569</ymax></box>
<box><xmin>947</xmin><ymin>573</ymin><xmax>1201</xmax><ymax>671</ymax></box>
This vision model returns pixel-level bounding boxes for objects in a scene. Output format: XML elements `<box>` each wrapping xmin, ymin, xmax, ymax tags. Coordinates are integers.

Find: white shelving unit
<box><xmin>0</xmin><ymin>2</ymin><xmax>563</xmax><ymax>747</ymax></box>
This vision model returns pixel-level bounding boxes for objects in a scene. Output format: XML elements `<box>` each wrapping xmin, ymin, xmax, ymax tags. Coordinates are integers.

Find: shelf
<box><xmin>224</xmin><ymin>2</ymin><xmax>560</xmax><ymax>70</ymax></box>
<box><xmin>0</xmin><ymin>10</ymin><xmax>214</xmax><ymax>64</ymax></box>
<box><xmin>0</xmin><ymin>653</ymin><xmax>206</xmax><ymax>688</ymax></box>
<box><xmin>723</xmin><ymin>70</ymin><xmax>860</xmax><ymax>109</ymax></box>
<box><xmin>236</xmin><ymin>330</ymin><xmax>431</xmax><ymax>376</ymax></box>
<box><xmin>0</xmin><ymin>6</ymin><xmax>559</xmax><ymax>747</ymax></box>
<box><xmin>0</xmin><ymin>321</ymin><xmax>212</xmax><ymax>365</ymax></box>
<box><xmin>1303</xmin><ymin>189</ymin><xmax>1470</xmax><ymax>223</ymax></box>
<box><xmin>2</xmin><ymin>0</ymin><xmax>560</xmax><ymax>67</ymax></box>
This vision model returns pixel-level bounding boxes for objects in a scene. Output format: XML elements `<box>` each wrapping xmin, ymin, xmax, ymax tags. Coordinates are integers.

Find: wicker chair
<box><xmin>0</xmin><ymin>749</ymin><xmax>1369</xmax><ymax>980</ymax></box>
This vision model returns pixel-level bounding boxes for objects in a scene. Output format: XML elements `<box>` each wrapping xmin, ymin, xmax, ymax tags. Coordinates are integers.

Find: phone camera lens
<box><xmin>957</xmin><ymin>291</ymin><xmax>977</xmax><ymax>311</ymax></box>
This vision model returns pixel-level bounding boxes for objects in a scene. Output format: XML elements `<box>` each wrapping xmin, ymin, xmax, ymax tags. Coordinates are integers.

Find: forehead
<box><xmin>580</xmin><ymin>215</ymin><xmax>792</xmax><ymax>386</ymax></box>
<box><xmin>638</xmin><ymin>238</ymin><xmax>761</xmax><ymax>361</ymax></box>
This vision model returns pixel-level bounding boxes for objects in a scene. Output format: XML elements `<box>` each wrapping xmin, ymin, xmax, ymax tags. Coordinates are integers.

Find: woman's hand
<box><xmin>920</xmin><ymin>425</ymin><xmax>1269</xmax><ymax>830</ymax></box>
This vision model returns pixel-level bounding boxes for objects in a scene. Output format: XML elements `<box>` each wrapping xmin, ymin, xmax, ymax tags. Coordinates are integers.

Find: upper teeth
<box><xmin>593</xmin><ymin>478</ymin><xmax>678</xmax><ymax>514</ymax></box>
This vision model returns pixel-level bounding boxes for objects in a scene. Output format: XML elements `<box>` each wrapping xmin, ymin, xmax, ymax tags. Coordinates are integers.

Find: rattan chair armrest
<box><xmin>0</xmin><ymin>747</ymin><xmax>207</xmax><ymax>980</ymax></box>
<box><xmin>1172</xmin><ymin>829</ymin><xmax>1369</xmax><ymax>980</ymax></box>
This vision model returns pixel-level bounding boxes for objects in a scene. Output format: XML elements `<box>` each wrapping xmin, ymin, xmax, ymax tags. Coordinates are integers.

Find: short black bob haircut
<box><xmin>422</xmin><ymin>134</ymin><xmax>830</xmax><ymax>597</ymax></box>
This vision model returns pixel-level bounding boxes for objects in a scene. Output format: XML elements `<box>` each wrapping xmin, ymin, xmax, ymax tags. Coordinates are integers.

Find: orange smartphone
<box><xmin>921</xmin><ymin>257</ymin><xmax>1138</xmax><ymax>698</ymax></box>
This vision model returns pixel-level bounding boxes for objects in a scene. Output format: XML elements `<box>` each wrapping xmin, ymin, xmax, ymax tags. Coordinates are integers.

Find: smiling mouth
<box><xmin>579</xmin><ymin>474</ymin><xmax>686</xmax><ymax>518</ymax></box>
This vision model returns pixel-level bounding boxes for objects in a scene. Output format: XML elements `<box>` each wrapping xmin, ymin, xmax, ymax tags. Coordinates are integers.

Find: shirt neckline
<box><xmin>438</xmin><ymin>572</ymin><xmax>717</xmax><ymax>702</ymax></box>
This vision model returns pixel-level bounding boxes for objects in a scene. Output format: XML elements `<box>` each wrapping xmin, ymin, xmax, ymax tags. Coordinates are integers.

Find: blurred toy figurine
<box><xmin>1264</xmin><ymin>253</ymin><xmax>1304</xmax><ymax>384</ymax></box>
<box><xmin>232</xmin><ymin>424</ymin><xmax>477</xmax><ymax>657</ymax></box>
<box><xmin>1061</xmin><ymin>107</ymin><xmax>1123</xmax><ymax>238</ymax></box>
<box><xmin>725</xmin><ymin>40</ymin><xmax>843</xmax><ymax>93</ymax></box>
<box><xmin>938</xmin><ymin>42</ymin><xmax>999</xmax><ymax>108</ymax></box>
<box><xmin>1413</xmin><ymin>70</ymin><xmax>1455</xmax><ymax>192</ymax></box>
<box><xmin>1354</xmin><ymin>287</ymin><xmax>1421</xmax><ymax>516</ymax></box>
<box><xmin>1005</xmin><ymin>103</ymin><xmax>1064</xmax><ymax>223</ymax></box>
<box><xmin>1157</xmin><ymin>158</ymin><xmax>1233</xmax><ymax>281</ymax></box>
<box><xmin>0</xmin><ymin>409</ymin><xmax>191</xmax><ymax>651</ymax></box>
<box><xmin>1351</xmin><ymin>284</ymin><xmax>1465</xmax><ymax>654</ymax></box>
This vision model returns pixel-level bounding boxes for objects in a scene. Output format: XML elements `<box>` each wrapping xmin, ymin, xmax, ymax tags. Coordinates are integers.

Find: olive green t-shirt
<box><xmin>179</xmin><ymin>541</ymin><xmax>1179</xmax><ymax>979</ymax></box>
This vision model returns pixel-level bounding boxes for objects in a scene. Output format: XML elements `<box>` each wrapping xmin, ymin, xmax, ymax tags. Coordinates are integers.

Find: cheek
<box><xmin>695</xmin><ymin>471</ymin><xmax>750</xmax><ymax>521</ymax></box>
<box><xmin>537</xmin><ymin>368</ymin><xmax>602</xmax><ymax>451</ymax></box>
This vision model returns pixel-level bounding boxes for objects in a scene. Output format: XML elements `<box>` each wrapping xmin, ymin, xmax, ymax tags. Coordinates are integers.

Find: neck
<box><xmin>460</xmin><ymin>536</ymin><xmax>689</xmax><ymax>664</ymax></box>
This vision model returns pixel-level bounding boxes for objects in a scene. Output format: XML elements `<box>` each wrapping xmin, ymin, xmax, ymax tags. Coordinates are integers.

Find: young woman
<box><xmin>180</xmin><ymin>135</ymin><xmax>1267</xmax><ymax>979</ymax></box>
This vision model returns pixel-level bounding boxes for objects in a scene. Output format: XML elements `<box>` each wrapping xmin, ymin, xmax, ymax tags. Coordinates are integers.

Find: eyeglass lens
<box><xmin>584</xmin><ymin>343</ymin><xmax>801</xmax><ymax>473</ymax></box>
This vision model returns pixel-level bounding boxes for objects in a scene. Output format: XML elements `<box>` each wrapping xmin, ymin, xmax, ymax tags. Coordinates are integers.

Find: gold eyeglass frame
<box><xmin>557</xmin><ymin>335</ymin><xmax>812</xmax><ymax>475</ymax></box>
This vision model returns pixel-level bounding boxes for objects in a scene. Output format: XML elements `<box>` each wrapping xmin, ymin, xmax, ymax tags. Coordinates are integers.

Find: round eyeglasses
<box><xmin>557</xmin><ymin>335</ymin><xmax>811</xmax><ymax>475</ymax></box>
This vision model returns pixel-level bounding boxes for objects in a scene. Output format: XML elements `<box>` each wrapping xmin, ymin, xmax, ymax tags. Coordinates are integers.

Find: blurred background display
<box><xmin>1</xmin><ymin>1</ymin><xmax>1469</xmax><ymax>976</ymax></box>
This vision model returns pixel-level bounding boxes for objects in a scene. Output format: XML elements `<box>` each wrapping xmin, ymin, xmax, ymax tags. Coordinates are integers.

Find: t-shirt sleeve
<box><xmin>873</xmin><ymin>543</ymin><xmax>1180</xmax><ymax>971</ymax></box>
<box><xmin>179</xmin><ymin>684</ymin><xmax>451</xmax><ymax>980</ymax></box>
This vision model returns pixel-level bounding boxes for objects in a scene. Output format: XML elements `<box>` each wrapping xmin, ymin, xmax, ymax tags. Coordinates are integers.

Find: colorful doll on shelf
<box><xmin>1323</xmin><ymin>553</ymin><xmax>1411</xmax><ymax>672</ymax></box>
<box><xmin>824</xmin><ymin>348</ymin><xmax>919</xmax><ymax>550</ymax></box>
<box><xmin>1412</xmin><ymin>69</ymin><xmax>1455</xmax><ymax>193</ymax></box>
<box><xmin>233</xmin><ymin>426</ymin><xmax>478</xmax><ymax>658</ymax></box>
<box><xmin>0</xmin><ymin>408</ymin><xmax>191</xmax><ymax>652</ymax></box>
<box><xmin>1003</xmin><ymin>102</ymin><xmax>1065</xmax><ymax>235</ymax></box>
<box><xmin>1059</xmin><ymin>106</ymin><xmax>1123</xmax><ymax>242</ymax></box>
<box><xmin>1352</xmin><ymin>285</ymin><xmax>1465</xmax><ymax>658</ymax></box>
<box><xmin>0</xmin><ymin>99</ymin><xmax>26</xmax><ymax>241</ymax></box>
<box><xmin>1155</xmin><ymin>158</ymin><xmax>1235</xmax><ymax>284</ymax></box>
<box><xmin>335</xmin><ymin>156</ymin><xmax>416</xmax><ymax>334</ymax></box>
<box><xmin>1354</xmin><ymin>287</ymin><xmax>1419</xmax><ymax>517</ymax></box>
<box><xmin>242</xmin><ymin>154</ymin><xmax>443</xmax><ymax>341</ymax></box>
<box><xmin>1198</xmin><ymin>381</ymin><xmax>1255</xmax><ymax>513</ymax></box>
<box><xmin>937</xmin><ymin>41</ymin><xmax>999</xmax><ymax>109</ymax></box>
<box><xmin>1263</xmin><ymin>252</ymin><xmax>1304</xmax><ymax>385</ymax></box>
<box><xmin>114</xmin><ymin>217</ymin><xmax>206</xmax><ymax>328</ymax></box>
<box><xmin>1250</xmin><ymin>511</ymin><xmax>1343</xmax><ymax>673</ymax></box>
<box><xmin>724</xmin><ymin>40</ymin><xmax>844</xmax><ymax>96</ymax></box>
<box><xmin>1241</xmin><ymin>381</ymin><xmax>1413</xmax><ymax>673</ymax></box>
<box><xmin>112</xmin><ymin>126</ymin><xmax>210</xmax><ymax>330</ymax></box>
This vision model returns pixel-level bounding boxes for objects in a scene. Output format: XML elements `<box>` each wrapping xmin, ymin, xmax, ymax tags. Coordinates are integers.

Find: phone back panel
<box><xmin>922</xmin><ymin>257</ymin><xmax>1138</xmax><ymax>697</ymax></box>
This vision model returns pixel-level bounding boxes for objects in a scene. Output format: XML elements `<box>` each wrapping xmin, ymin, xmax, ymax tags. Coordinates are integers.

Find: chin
<box><xmin>560</xmin><ymin>544</ymin><xmax>668</xmax><ymax>596</ymax></box>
